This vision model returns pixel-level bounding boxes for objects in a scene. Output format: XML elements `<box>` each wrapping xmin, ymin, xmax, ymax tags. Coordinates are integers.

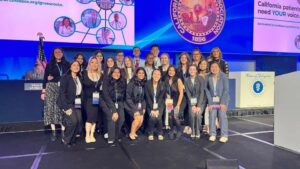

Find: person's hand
<box><xmin>47</xmin><ymin>75</ymin><xmax>54</xmax><ymax>81</ymax></box>
<box><xmin>196</xmin><ymin>107</ymin><xmax>202</xmax><ymax>114</ymax></box>
<box><xmin>208</xmin><ymin>105</ymin><xmax>213</xmax><ymax>111</ymax></box>
<box><xmin>65</xmin><ymin>109</ymin><xmax>72</xmax><ymax>116</ymax></box>
<box><xmin>192</xmin><ymin>106</ymin><xmax>197</xmax><ymax>113</ymax></box>
<box><xmin>220</xmin><ymin>104</ymin><xmax>227</xmax><ymax>112</ymax></box>
<box><xmin>151</xmin><ymin>110</ymin><xmax>159</xmax><ymax>118</ymax></box>
<box><xmin>134</xmin><ymin>112</ymin><xmax>140</xmax><ymax>117</ymax></box>
<box><xmin>112</xmin><ymin>112</ymin><xmax>119</xmax><ymax>122</ymax></box>
<box><xmin>150</xmin><ymin>110</ymin><xmax>156</xmax><ymax>117</ymax></box>
<box><xmin>41</xmin><ymin>93</ymin><xmax>45</xmax><ymax>100</ymax></box>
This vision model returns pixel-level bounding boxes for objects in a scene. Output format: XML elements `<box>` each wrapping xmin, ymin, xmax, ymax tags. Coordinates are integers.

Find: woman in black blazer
<box><xmin>125</xmin><ymin>67</ymin><xmax>147</xmax><ymax>140</ymax></box>
<box><xmin>103</xmin><ymin>67</ymin><xmax>127</xmax><ymax>144</ymax></box>
<box><xmin>57</xmin><ymin>61</ymin><xmax>83</xmax><ymax>147</ymax></box>
<box><xmin>145</xmin><ymin>69</ymin><xmax>166</xmax><ymax>141</ymax></box>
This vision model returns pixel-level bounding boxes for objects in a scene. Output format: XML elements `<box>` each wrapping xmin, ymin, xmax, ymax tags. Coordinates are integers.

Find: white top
<box><xmin>75</xmin><ymin>77</ymin><xmax>82</xmax><ymax>96</ymax></box>
<box><xmin>154</xmin><ymin>56</ymin><xmax>161</xmax><ymax>69</ymax></box>
<box><xmin>59</xmin><ymin>26</ymin><xmax>74</xmax><ymax>36</ymax></box>
<box><xmin>145</xmin><ymin>66</ymin><xmax>153</xmax><ymax>80</ymax></box>
<box><xmin>110</xmin><ymin>21</ymin><xmax>124</xmax><ymax>29</ymax></box>
<box><xmin>133</xmin><ymin>57</ymin><xmax>145</xmax><ymax>68</ymax></box>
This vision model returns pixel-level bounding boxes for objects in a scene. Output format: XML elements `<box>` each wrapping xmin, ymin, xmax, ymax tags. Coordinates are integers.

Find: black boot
<box><xmin>50</xmin><ymin>130</ymin><xmax>57</xmax><ymax>141</ymax></box>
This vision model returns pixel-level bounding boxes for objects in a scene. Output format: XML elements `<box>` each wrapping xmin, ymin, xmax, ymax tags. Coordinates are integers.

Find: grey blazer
<box><xmin>205</xmin><ymin>72</ymin><xmax>229</xmax><ymax>105</ymax></box>
<box><xmin>184</xmin><ymin>75</ymin><xmax>205</xmax><ymax>110</ymax></box>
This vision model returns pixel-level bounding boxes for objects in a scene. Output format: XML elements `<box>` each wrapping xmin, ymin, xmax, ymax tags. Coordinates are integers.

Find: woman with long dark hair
<box><xmin>145</xmin><ymin>69</ymin><xmax>166</xmax><ymax>141</ymax></box>
<box><xmin>165</xmin><ymin>65</ymin><xmax>184</xmax><ymax>139</ymax></box>
<box><xmin>74</xmin><ymin>53</ymin><xmax>87</xmax><ymax>71</ymax></box>
<box><xmin>103</xmin><ymin>67</ymin><xmax>127</xmax><ymax>144</ymax></box>
<box><xmin>57</xmin><ymin>61</ymin><xmax>83</xmax><ymax>147</ymax></box>
<box><xmin>125</xmin><ymin>67</ymin><xmax>147</xmax><ymax>140</ymax></box>
<box><xmin>41</xmin><ymin>47</ymin><xmax>69</xmax><ymax>141</ymax></box>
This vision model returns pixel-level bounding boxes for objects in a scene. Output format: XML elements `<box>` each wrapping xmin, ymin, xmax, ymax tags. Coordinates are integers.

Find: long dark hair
<box><xmin>108</xmin><ymin>67</ymin><xmax>126</xmax><ymax>86</ymax></box>
<box><xmin>74</xmin><ymin>52</ymin><xmax>87</xmax><ymax>69</ymax></box>
<box><xmin>103</xmin><ymin>56</ymin><xmax>117</xmax><ymax>75</ymax></box>
<box><xmin>94</xmin><ymin>50</ymin><xmax>105</xmax><ymax>65</ymax></box>
<box><xmin>151</xmin><ymin>68</ymin><xmax>162</xmax><ymax>82</ymax></box>
<box><xmin>50</xmin><ymin>47</ymin><xmax>67</xmax><ymax>64</ymax></box>
<box><xmin>133</xmin><ymin>67</ymin><xmax>147</xmax><ymax>86</ymax></box>
<box><xmin>178</xmin><ymin>52</ymin><xmax>191</xmax><ymax>70</ymax></box>
<box><xmin>166</xmin><ymin>65</ymin><xmax>179</xmax><ymax>83</ymax></box>
<box><xmin>198</xmin><ymin>59</ymin><xmax>209</xmax><ymax>74</ymax></box>
<box><xmin>66</xmin><ymin>61</ymin><xmax>81</xmax><ymax>76</ymax></box>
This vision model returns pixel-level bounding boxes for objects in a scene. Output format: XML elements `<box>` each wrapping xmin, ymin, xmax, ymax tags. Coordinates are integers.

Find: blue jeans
<box><xmin>209</xmin><ymin>109</ymin><xmax>228</xmax><ymax>137</ymax></box>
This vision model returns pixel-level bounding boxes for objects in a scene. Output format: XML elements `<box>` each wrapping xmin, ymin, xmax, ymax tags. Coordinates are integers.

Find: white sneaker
<box><xmin>104</xmin><ymin>133</ymin><xmax>108</xmax><ymax>139</ymax></box>
<box><xmin>148</xmin><ymin>135</ymin><xmax>154</xmax><ymax>141</ymax></box>
<box><xmin>219</xmin><ymin>137</ymin><xmax>228</xmax><ymax>143</ymax></box>
<box><xmin>209</xmin><ymin>136</ymin><xmax>216</xmax><ymax>142</ymax></box>
<box><xmin>158</xmin><ymin>135</ymin><xmax>164</xmax><ymax>141</ymax></box>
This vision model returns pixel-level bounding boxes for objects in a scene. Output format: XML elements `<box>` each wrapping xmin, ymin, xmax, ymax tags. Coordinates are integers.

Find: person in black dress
<box><xmin>57</xmin><ymin>61</ymin><xmax>83</xmax><ymax>147</ymax></box>
<box><xmin>82</xmin><ymin>56</ymin><xmax>107</xmax><ymax>143</ymax></box>
<box><xmin>165</xmin><ymin>65</ymin><xmax>184</xmax><ymax>139</ymax></box>
<box><xmin>177</xmin><ymin>52</ymin><xmax>192</xmax><ymax>135</ymax></box>
<box><xmin>125</xmin><ymin>67</ymin><xmax>147</xmax><ymax>140</ymax></box>
<box><xmin>145</xmin><ymin>69</ymin><xmax>166</xmax><ymax>141</ymax></box>
<box><xmin>103</xmin><ymin>67</ymin><xmax>127</xmax><ymax>144</ymax></box>
<box><xmin>41</xmin><ymin>47</ymin><xmax>69</xmax><ymax>141</ymax></box>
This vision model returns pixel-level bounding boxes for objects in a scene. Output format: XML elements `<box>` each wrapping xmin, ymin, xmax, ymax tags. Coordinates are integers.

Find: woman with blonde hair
<box><xmin>82</xmin><ymin>56</ymin><xmax>107</xmax><ymax>143</ymax></box>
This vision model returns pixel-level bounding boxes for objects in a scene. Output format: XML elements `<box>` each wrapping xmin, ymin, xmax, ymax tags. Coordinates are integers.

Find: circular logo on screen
<box><xmin>170</xmin><ymin>0</ymin><xmax>226</xmax><ymax>44</ymax></box>
<box><xmin>253</xmin><ymin>81</ymin><xmax>264</xmax><ymax>94</ymax></box>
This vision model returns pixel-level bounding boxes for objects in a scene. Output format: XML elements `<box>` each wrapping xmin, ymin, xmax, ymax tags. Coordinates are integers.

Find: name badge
<box><xmin>213</xmin><ymin>96</ymin><xmax>220</xmax><ymax>103</ymax></box>
<box><xmin>191</xmin><ymin>98</ymin><xmax>197</xmax><ymax>106</ymax></box>
<box><xmin>75</xmin><ymin>98</ymin><xmax>81</xmax><ymax>108</ymax></box>
<box><xmin>115</xmin><ymin>103</ymin><xmax>119</xmax><ymax>109</ymax></box>
<box><xmin>166</xmin><ymin>98</ymin><xmax>173</xmax><ymax>112</ymax></box>
<box><xmin>57</xmin><ymin>82</ymin><xmax>60</xmax><ymax>87</ymax></box>
<box><xmin>92</xmin><ymin>92</ymin><xmax>100</xmax><ymax>105</ymax></box>
<box><xmin>137</xmin><ymin>102</ymin><xmax>142</xmax><ymax>110</ymax></box>
<box><xmin>153</xmin><ymin>102</ymin><xmax>158</xmax><ymax>110</ymax></box>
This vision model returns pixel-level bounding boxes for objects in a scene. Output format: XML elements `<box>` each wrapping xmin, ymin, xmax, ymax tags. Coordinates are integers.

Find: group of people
<box><xmin>40</xmin><ymin>44</ymin><xmax>230</xmax><ymax>147</ymax></box>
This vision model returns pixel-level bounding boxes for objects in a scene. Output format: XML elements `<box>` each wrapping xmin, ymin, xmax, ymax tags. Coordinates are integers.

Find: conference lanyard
<box><xmin>56</xmin><ymin>63</ymin><xmax>63</xmax><ymax>76</ymax></box>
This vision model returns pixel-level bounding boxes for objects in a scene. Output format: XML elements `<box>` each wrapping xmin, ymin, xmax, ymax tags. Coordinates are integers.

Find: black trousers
<box><xmin>98</xmin><ymin>100</ymin><xmax>110</xmax><ymax>134</ymax></box>
<box><xmin>107</xmin><ymin>102</ymin><xmax>125</xmax><ymax>141</ymax></box>
<box><xmin>169</xmin><ymin>111</ymin><xmax>181</xmax><ymax>132</ymax></box>
<box><xmin>63</xmin><ymin>108</ymin><xmax>82</xmax><ymax>144</ymax></box>
<box><xmin>148</xmin><ymin>115</ymin><xmax>163</xmax><ymax>135</ymax></box>
<box><xmin>179</xmin><ymin>94</ymin><xmax>189</xmax><ymax>125</ymax></box>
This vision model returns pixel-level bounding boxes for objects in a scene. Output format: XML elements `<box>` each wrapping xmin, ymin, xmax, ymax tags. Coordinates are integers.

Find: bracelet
<box><xmin>41</xmin><ymin>92</ymin><xmax>46</xmax><ymax>94</ymax></box>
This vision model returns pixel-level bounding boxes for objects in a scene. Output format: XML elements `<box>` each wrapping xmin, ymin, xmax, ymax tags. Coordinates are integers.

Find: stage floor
<box><xmin>0</xmin><ymin>115</ymin><xmax>299</xmax><ymax>169</ymax></box>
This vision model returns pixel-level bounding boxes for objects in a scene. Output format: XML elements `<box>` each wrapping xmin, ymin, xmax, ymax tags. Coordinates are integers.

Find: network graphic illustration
<box><xmin>53</xmin><ymin>0</ymin><xmax>134</xmax><ymax>45</ymax></box>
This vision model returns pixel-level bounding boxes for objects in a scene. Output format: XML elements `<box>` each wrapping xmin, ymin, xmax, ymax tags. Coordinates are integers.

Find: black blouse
<box><xmin>82</xmin><ymin>70</ymin><xmax>103</xmax><ymax>100</ymax></box>
<box><xmin>43</xmin><ymin>61</ymin><xmax>70</xmax><ymax>89</ymax></box>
